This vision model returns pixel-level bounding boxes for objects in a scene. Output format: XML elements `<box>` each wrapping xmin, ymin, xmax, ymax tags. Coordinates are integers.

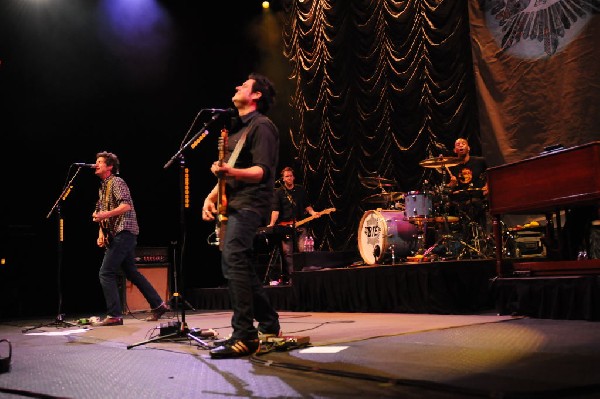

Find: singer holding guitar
<box><xmin>201</xmin><ymin>73</ymin><xmax>281</xmax><ymax>359</ymax></box>
<box><xmin>91</xmin><ymin>152</ymin><xmax>169</xmax><ymax>326</ymax></box>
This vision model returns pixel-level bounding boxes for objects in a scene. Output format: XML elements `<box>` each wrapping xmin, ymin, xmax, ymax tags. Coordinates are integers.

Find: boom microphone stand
<box><xmin>23</xmin><ymin>166</ymin><xmax>87</xmax><ymax>333</ymax></box>
<box><xmin>127</xmin><ymin>110</ymin><xmax>228</xmax><ymax>350</ymax></box>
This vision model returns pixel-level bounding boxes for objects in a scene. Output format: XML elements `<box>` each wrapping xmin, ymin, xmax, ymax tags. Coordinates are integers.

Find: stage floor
<box><xmin>1</xmin><ymin>311</ymin><xmax>600</xmax><ymax>398</ymax></box>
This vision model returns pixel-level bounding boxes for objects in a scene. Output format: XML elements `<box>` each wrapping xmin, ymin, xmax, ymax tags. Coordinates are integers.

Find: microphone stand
<box><xmin>283</xmin><ymin>185</ymin><xmax>300</xmax><ymax>279</ymax></box>
<box><xmin>128</xmin><ymin>113</ymin><xmax>226</xmax><ymax>350</ymax></box>
<box><xmin>23</xmin><ymin>167</ymin><xmax>85</xmax><ymax>332</ymax></box>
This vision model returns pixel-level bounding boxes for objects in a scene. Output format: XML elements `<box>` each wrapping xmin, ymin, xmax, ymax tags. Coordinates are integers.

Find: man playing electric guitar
<box><xmin>91</xmin><ymin>151</ymin><xmax>169</xmax><ymax>327</ymax></box>
<box><xmin>201</xmin><ymin>73</ymin><xmax>281</xmax><ymax>359</ymax></box>
<box><xmin>267</xmin><ymin>166</ymin><xmax>331</xmax><ymax>284</ymax></box>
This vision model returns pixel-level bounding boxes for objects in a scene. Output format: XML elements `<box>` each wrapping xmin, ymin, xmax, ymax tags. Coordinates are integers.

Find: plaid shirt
<box><xmin>95</xmin><ymin>175</ymin><xmax>139</xmax><ymax>236</ymax></box>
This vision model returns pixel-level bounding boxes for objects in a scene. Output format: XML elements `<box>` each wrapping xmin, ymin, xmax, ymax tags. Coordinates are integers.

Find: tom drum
<box><xmin>404</xmin><ymin>191</ymin><xmax>434</xmax><ymax>220</ymax></box>
<box><xmin>358</xmin><ymin>210</ymin><xmax>418</xmax><ymax>265</ymax></box>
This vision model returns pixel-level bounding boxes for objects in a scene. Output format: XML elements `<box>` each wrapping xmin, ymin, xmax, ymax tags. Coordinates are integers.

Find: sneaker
<box><xmin>145</xmin><ymin>302</ymin><xmax>170</xmax><ymax>321</ymax></box>
<box><xmin>210</xmin><ymin>338</ymin><xmax>260</xmax><ymax>359</ymax></box>
<box><xmin>91</xmin><ymin>316</ymin><xmax>123</xmax><ymax>327</ymax></box>
<box><xmin>212</xmin><ymin>333</ymin><xmax>233</xmax><ymax>347</ymax></box>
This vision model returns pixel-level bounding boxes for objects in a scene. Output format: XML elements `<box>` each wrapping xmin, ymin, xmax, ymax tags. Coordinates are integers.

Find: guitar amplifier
<box><xmin>124</xmin><ymin>247</ymin><xmax>171</xmax><ymax>312</ymax></box>
<box><xmin>513</xmin><ymin>230</ymin><xmax>546</xmax><ymax>258</ymax></box>
<box><xmin>134</xmin><ymin>246</ymin><xmax>170</xmax><ymax>264</ymax></box>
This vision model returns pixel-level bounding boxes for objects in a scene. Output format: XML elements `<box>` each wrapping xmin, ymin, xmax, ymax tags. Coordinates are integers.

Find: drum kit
<box><xmin>358</xmin><ymin>157</ymin><xmax>494</xmax><ymax>265</ymax></box>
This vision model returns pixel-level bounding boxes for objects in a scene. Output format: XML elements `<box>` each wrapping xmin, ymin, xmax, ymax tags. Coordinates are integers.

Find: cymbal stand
<box><xmin>455</xmin><ymin>210</ymin><xmax>487</xmax><ymax>259</ymax></box>
<box><xmin>411</xmin><ymin>218</ymin><xmax>429</xmax><ymax>255</ymax></box>
<box><xmin>426</xmin><ymin>216</ymin><xmax>458</xmax><ymax>260</ymax></box>
<box><xmin>263</xmin><ymin>242</ymin><xmax>282</xmax><ymax>285</ymax></box>
<box><xmin>457</xmin><ymin>225</ymin><xmax>483</xmax><ymax>259</ymax></box>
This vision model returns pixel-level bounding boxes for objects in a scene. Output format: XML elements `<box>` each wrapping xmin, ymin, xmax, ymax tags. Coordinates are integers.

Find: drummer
<box><xmin>446</xmin><ymin>138</ymin><xmax>489</xmax><ymax>227</ymax></box>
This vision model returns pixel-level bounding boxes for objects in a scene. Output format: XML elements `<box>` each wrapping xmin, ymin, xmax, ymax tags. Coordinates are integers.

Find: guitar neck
<box><xmin>217</xmin><ymin>128</ymin><xmax>228</xmax><ymax>218</ymax></box>
<box><xmin>295</xmin><ymin>208</ymin><xmax>336</xmax><ymax>227</ymax></box>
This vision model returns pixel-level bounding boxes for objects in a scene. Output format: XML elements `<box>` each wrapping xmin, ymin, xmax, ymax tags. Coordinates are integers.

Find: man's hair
<box><xmin>96</xmin><ymin>151</ymin><xmax>120</xmax><ymax>174</ymax></box>
<box><xmin>249</xmin><ymin>72</ymin><xmax>276</xmax><ymax>114</ymax></box>
<box><xmin>281</xmin><ymin>166</ymin><xmax>294</xmax><ymax>177</ymax></box>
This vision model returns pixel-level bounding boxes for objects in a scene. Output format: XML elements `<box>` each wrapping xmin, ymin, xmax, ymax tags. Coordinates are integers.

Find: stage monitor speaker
<box><xmin>125</xmin><ymin>264</ymin><xmax>170</xmax><ymax>313</ymax></box>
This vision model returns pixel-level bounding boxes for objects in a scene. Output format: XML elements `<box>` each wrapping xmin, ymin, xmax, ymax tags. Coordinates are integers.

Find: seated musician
<box><xmin>267</xmin><ymin>166</ymin><xmax>320</xmax><ymax>284</ymax></box>
<box><xmin>446</xmin><ymin>138</ymin><xmax>489</xmax><ymax>229</ymax></box>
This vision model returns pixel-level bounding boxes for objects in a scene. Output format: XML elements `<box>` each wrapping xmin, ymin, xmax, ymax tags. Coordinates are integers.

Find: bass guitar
<box><xmin>279</xmin><ymin>207</ymin><xmax>336</xmax><ymax>228</ymax></box>
<box><xmin>215</xmin><ymin>128</ymin><xmax>229</xmax><ymax>250</ymax></box>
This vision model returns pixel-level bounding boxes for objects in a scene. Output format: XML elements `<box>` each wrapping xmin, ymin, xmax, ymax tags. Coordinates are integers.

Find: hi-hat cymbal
<box><xmin>359</xmin><ymin>176</ymin><xmax>396</xmax><ymax>186</ymax></box>
<box><xmin>362</xmin><ymin>192</ymin><xmax>404</xmax><ymax>204</ymax></box>
<box><xmin>419</xmin><ymin>156</ymin><xmax>462</xmax><ymax>168</ymax></box>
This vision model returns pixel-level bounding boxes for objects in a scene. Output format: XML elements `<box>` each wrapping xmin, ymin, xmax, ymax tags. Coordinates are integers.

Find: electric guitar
<box><xmin>215</xmin><ymin>128</ymin><xmax>229</xmax><ymax>251</ymax></box>
<box><xmin>99</xmin><ymin>219</ymin><xmax>111</xmax><ymax>248</ymax></box>
<box><xmin>280</xmin><ymin>207</ymin><xmax>336</xmax><ymax>228</ymax></box>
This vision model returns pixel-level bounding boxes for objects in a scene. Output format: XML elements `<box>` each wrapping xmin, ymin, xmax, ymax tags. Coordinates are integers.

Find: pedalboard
<box><xmin>262</xmin><ymin>335</ymin><xmax>311</xmax><ymax>351</ymax></box>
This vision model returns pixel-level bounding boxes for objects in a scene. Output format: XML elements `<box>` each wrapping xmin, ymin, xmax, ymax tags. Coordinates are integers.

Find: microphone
<box><xmin>205</xmin><ymin>108</ymin><xmax>236</xmax><ymax>116</ymax></box>
<box><xmin>73</xmin><ymin>163</ymin><xmax>96</xmax><ymax>168</ymax></box>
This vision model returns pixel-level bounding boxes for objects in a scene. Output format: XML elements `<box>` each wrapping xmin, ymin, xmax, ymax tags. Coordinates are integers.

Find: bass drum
<box><xmin>358</xmin><ymin>210</ymin><xmax>418</xmax><ymax>265</ymax></box>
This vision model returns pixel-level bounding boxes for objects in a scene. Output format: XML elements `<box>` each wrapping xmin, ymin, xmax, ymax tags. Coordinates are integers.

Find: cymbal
<box><xmin>419</xmin><ymin>156</ymin><xmax>462</xmax><ymax>168</ymax></box>
<box><xmin>359</xmin><ymin>176</ymin><xmax>396</xmax><ymax>186</ymax></box>
<box><xmin>362</xmin><ymin>192</ymin><xmax>404</xmax><ymax>204</ymax></box>
<box><xmin>388</xmin><ymin>192</ymin><xmax>405</xmax><ymax>201</ymax></box>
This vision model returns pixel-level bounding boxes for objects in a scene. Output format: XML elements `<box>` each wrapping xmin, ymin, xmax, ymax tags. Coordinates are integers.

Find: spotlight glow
<box><xmin>262</xmin><ymin>1</ymin><xmax>270</xmax><ymax>10</ymax></box>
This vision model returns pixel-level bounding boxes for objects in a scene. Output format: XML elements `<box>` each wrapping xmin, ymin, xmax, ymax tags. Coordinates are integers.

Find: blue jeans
<box><xmin>221</xmin><ymin>209</ymin><xmax>280</xmax><ymax>340</ymax></box>
<box><xmin>99</xmin><ymin>231</ymin><xmax>163</xmax><ymax>317</ymax></box>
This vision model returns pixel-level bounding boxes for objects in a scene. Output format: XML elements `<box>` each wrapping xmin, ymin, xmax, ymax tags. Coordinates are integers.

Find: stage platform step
<box><xmin>189</xmin><ymin>259</ymin><xmax>497</xmax><ymax>315</ymax></box>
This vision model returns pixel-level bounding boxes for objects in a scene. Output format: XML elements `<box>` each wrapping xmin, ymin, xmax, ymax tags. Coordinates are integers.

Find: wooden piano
<box><xmin>487</xmin><ymin>141</ymin><xmax>600</xmax><ymax>276</ymax></box>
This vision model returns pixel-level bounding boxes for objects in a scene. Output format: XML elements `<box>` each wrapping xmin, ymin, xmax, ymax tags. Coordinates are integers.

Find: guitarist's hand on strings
<box><xmin>202</xmin><ymin>188</ymin><xmax>218</xmax><ymax>221</ymax></box>
<box><xmin>92</xmin><ymin>210</ymin><xmax>110</xmax><ymax>223</ymax></box>
<box><xmin>93</xmin><ymin>211</ymin><xmax>110</xmax><ymax>248</ymax></box>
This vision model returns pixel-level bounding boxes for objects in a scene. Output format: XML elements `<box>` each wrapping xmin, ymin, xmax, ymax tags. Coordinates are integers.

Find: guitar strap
<box><xmin>103</xmin><ymin>177</ymin><xmax>113</xmax><ymax>213</ymax></box>
<box><xmin>101</xmin><ymin>177</ymin><xmax>114</xmax><ymax>235</ymax></box>
<box><xmin>226</xmin><ymin>118</ymin><xmax>256</xmax><ymax>168</ymax></box>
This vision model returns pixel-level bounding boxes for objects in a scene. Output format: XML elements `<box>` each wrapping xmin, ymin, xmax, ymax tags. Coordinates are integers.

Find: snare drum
<box><xmin>358</xmin><ymin>210</ymin><xmax>418</xmax><ymax>265</ymax></box>
<box><xmin>404</xmin><ymin>191</ymin><xmax>434</xmax><ymax>220</ymax></box>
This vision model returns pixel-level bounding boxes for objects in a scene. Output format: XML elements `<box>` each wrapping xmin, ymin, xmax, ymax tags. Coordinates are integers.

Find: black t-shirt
<box><xmin>449</xmin><ymin>156</ymin><xmax>488</xmax><ymax>201</ymax></box>
<box><xmin>225</xmin><ymin>111</ymin><xmax>279</xmax><ymax>221</ymax></box>
<box><xmin>272</xmin><ymin>185</ymin><xmax>311</xmax><ymax>223</ymax></box>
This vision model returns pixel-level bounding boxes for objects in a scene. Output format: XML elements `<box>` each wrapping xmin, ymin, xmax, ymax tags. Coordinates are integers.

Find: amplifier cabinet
<box><xmin>125</xmin><ymin>263</ymin><xmax>170</xmax><ymax>312</ymax></box>
<box><xmin>512</xmin><ymin>231</ymin><xmax>546</xmax><ymax>258</ymax></box>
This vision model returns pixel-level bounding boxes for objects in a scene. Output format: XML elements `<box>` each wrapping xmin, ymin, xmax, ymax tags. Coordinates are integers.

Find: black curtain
<box><xmin>281</xmin><ymin>0</ymin><xmax>480</xmax><ymax>251</ymax></box>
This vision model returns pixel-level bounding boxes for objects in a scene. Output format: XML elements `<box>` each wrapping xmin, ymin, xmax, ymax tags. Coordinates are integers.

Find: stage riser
<box><xmin>189</xmin><ymin>260</ymin><xmax>497</xmax><ymax>314</ymax></box>
<box><xmin>189</xmin><ymin>286</ymin><xmax>293</xmax><ymax>311</ymax></box>
<box><xmin>493</xmin><ymin>276</ymin><xmax>600</xmax><ymax>321</ymax></box>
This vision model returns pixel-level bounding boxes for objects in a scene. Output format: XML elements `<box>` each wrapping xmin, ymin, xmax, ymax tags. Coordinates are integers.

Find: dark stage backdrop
<box><xmin>0</xmin><ymin>1</ymin><xmax>293</xmax><ymax>318</ymax></box>
<box><xmin>1</xmin><ymin>0</ymin><xmax>598</xmax><ymax>319</ymax></box>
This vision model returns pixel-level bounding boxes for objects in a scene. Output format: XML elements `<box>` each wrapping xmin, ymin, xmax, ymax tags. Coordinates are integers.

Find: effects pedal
<box><xmin>159</xmin><ymin>321</ymin><xmax>181</xmax><ymax>336</ymax></box>
<box><xmin>263</xmin><ymin>335</ymin><xmax>311</xmax><ymax>351</ymax></box>
<box><xmin>188</xmin><ymin>328</ymin><xmax>217</xmax><ymax>338</ymax></box>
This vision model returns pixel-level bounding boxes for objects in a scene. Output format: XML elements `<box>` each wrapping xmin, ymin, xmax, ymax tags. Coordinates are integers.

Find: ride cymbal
<box><xmin>359</xmin><ymin>176</ymin><xmax>396</xmax><ymax>186</ymax></box>
<box><xmin>361</xmin><ymin>192</ymin><xmax>404</xmax><ymax>204</ymax></box>
<box><xmin>419</xmin><ymin>156</ymin><xmax>462</xmax><ymax>168</ymax></box>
